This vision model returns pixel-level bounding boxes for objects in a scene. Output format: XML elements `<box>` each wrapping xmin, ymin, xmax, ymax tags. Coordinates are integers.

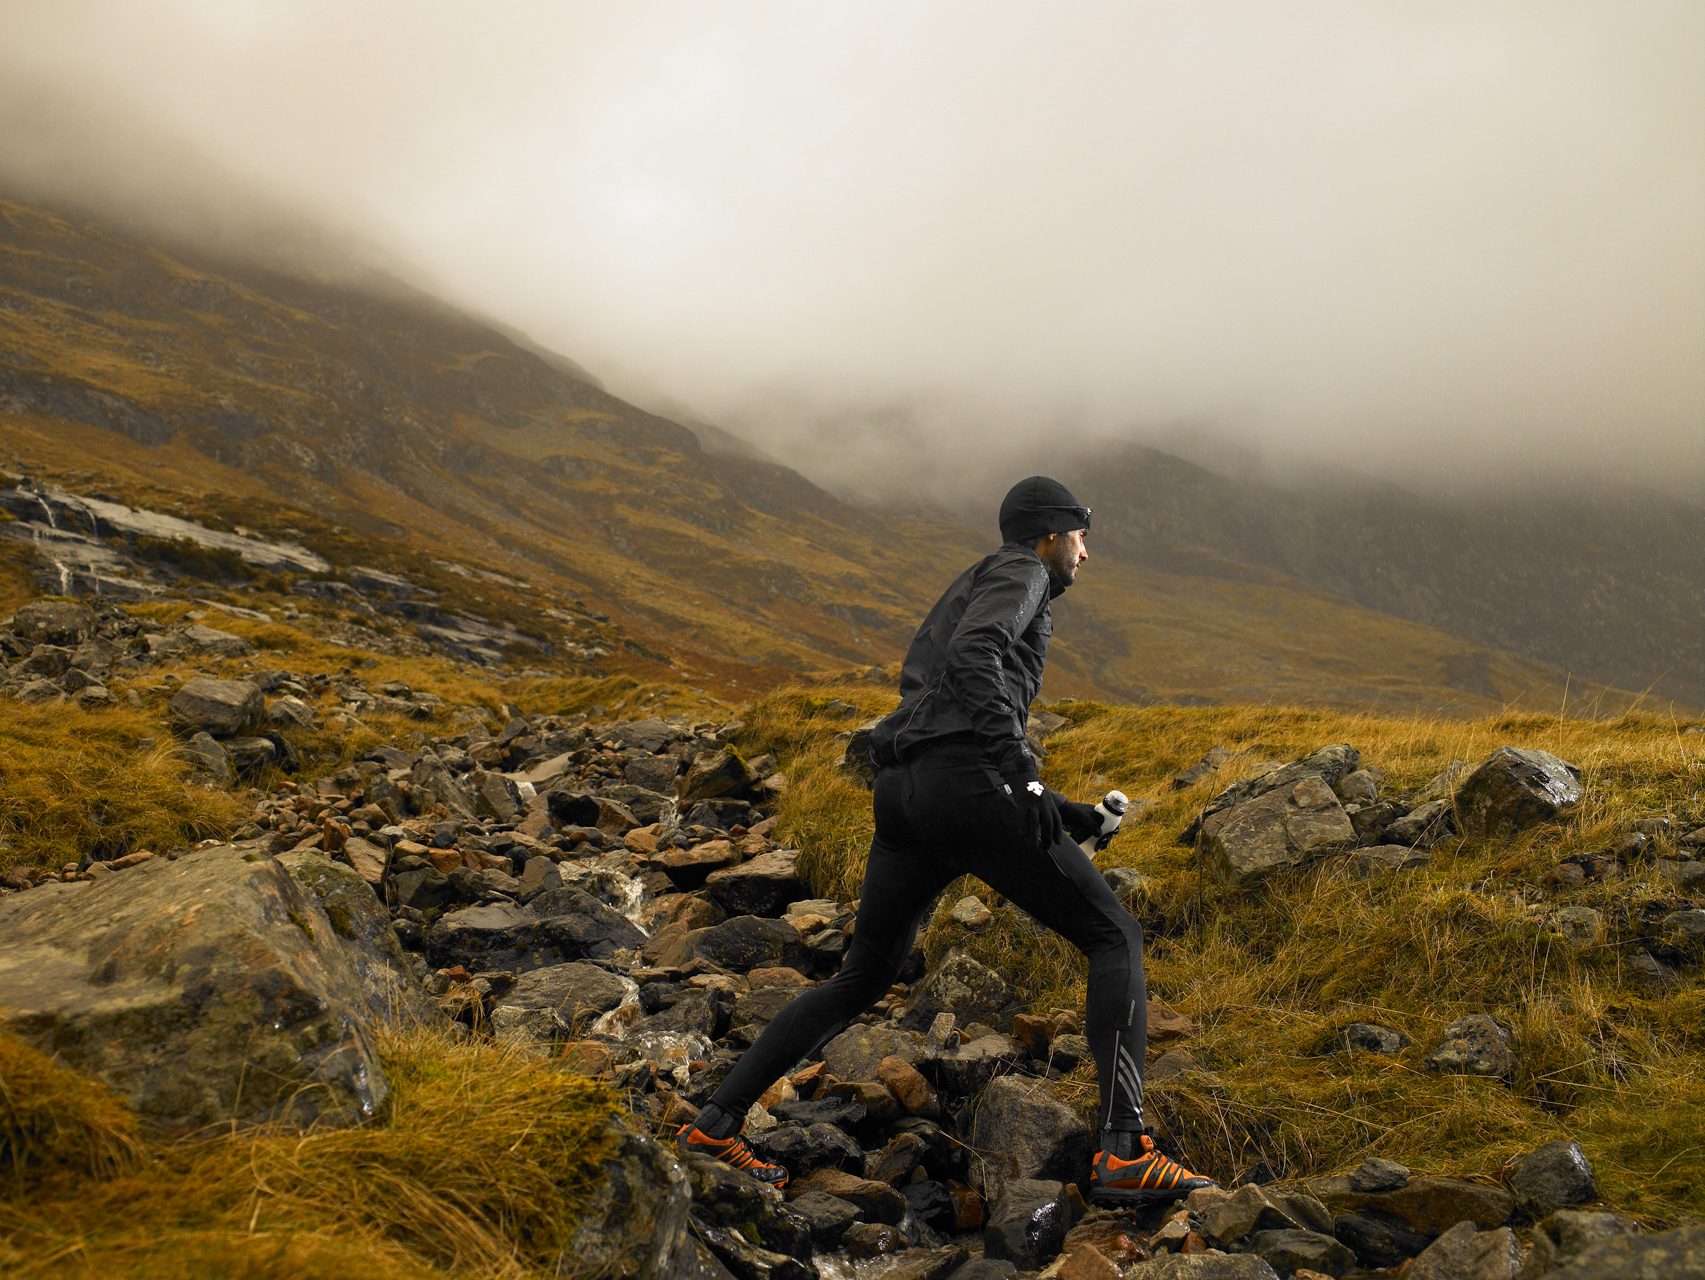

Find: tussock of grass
<box><xmin>744</xmin><ymin>684</ymin><xmax>1705</xmax><ymax>1223</ymax></box>
<box><xmin>0</xmin><ymin>1035</ymin><xmax>141</xmax><ymax>1194</ymax></box>
<box><xmin>0</xmin><ymin>701</ymin><xmax>240</xmax><ymax>874</ymax></box>
<box><xmin>0</xmin><ymin>1025</ymin><xmax>621</xmax><ymax>1280</ymax></box>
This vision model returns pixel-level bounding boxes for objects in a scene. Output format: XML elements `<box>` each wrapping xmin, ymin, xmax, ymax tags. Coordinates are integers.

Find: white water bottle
<box><xmin>1078</xmin><ymin>790</ymin><xmax>1129</xmax><ymax>855</ymax></box>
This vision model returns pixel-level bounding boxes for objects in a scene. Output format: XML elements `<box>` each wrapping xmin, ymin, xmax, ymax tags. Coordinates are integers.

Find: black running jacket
<box><xmin>869</xmin><ymin>542</ymin><xmax>1065</xmax><ymax>778</ymax></box>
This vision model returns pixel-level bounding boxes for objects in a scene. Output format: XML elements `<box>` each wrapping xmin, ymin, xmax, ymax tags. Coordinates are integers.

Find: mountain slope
<box><xmin>0</xmin><ymin>192</ymin><xmax>1645</xmax><ymax>714</ymax></box>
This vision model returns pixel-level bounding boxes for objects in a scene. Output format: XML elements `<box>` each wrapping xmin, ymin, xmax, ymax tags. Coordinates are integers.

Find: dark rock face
<box><xmin>704</xmin><ymin>848</ymin><xmax>807</xmax><ymax>917</ymax></box>
<box><xmin>1248</xmin><ymin>1227</ymin><xmax>1356</xmax><ymax>1277</ymax></box>
<box><xmin>1507</xmin><ymin>1139</ymin><xmax>1598</xmax><ymax>1218</ymax></box>
<box><xmin>1310</xmin><ymin>1174</ymin><xmax>1516</xmax><ymax>1237</ymax></box>
<box><xmin>1453</xmin><ymin>747</ymin><xmax>1583</xmax><ymax>838</ymax></box>
<box><xmin>0</xmin><ymin>843</ymin><xmax>400</xmax><ymax>1133</ymax></box>
<box><xmin>1523</xmin><ymin>1209</ymin><xmax>1640</xmax><ymax>1275</ymax></box>
<box><xmin>1548</xmin><ymin>1222</ymin><xmax>1705</xmax><ymax>1279</ymax></box>
<box><xmin>967</xmin><ymin>1074</ymin><xmax>1092</xmax><ymax>1203</ymax></box>
<box><xmin>901</xmin><ymin>951</ymin><xmax>1020</xmax><ymax>1033</ymax></box>
<box><xmin>983</xmin><ymin>1178</ymin><xmax>1080</xmax><ymax>1270</ymax></box>
<box><xmin>571</xmin><ymin>1123</ymin><xmax>694</xmax><ymax>1278</ymax></box>
<box><xmin>487</xmin><ymin>961</ymin><xmax>631</xmax><ymax>1041</ymax></box>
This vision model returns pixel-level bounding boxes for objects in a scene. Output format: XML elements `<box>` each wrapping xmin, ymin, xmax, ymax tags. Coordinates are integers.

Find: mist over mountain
<box><xmin>3</xmin><ymin>1</ymin><xmax>1700</xmax><ymax>503</ymax></box>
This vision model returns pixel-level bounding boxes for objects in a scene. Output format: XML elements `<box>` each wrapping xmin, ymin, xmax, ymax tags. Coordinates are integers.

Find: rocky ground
<box><xmin>2</xmin><ymin>598</ymin><xmax>1703</xmax><ymax>1279</ymax></box>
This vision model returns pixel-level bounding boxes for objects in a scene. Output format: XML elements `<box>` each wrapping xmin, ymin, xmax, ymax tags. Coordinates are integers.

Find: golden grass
<box><xmin>0</xmin><ymin>1036</ymin><xmax>142</xmax><ymax>1195</ymax></box>
<box><xmin>743</xmin><ymin>684</ymin><xmax>1705</xmax><ymax>1223</ymax></box>
<box><xmin>0</xmin><ymin>1025</ymin><xmax>621</xmax><ymax>1280</ymax></box>
<box><xmin>0</xmin><ymin>700</ymin><xmax>241</xmax><ymax>874</ymax></box>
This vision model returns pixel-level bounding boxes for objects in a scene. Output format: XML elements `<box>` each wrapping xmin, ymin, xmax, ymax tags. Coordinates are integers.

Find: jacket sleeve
<box><xmin>943</xmin><ymin>556</ymin><xmax>1049</xmax><ymax>776</ymax></box>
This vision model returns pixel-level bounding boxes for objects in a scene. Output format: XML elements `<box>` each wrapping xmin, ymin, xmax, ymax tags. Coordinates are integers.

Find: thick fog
<box><xmin>3</xmin><ymin>1</ymin><xmax>1701</xmax><ymax>504</ymax></box>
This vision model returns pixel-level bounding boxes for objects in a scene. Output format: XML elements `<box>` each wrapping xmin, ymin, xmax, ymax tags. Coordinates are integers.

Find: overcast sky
<box><xmin>3</xmin><ymin>1</ymin><xmax>1702</xmax><ymax>501</ymax></box>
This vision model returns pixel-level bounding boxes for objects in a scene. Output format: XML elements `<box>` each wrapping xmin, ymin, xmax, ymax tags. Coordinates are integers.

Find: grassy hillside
<box><xmin>0</xmin><ymin>190</ymin><xmax>1657</xmax><ymax>716</ymax></box>
<box><xmin>743</xmin><ymin>684</ymin><xmax>1705</xmax><ymax>1225</ymax></box>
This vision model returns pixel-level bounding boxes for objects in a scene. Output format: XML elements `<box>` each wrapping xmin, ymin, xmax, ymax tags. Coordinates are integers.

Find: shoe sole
<box><xmin>676</xmin><ymin>1140</ymin><xmax>789</xmax><ymax>1189</ymax></box>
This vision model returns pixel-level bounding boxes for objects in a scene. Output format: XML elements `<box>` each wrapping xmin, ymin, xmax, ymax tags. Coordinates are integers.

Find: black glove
<box><xmin>1056</xmin><ymin>797</ymin><xmax>1102</xmax><ymax>844</ymax></box>
<box><xmin>1003</xmin><ymin>766</ymin><xmax>1064</xmax><ymax>853</ymax></box>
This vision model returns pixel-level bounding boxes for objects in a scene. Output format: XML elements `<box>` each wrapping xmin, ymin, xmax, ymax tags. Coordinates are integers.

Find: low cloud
<box><xmin>3</xmin><ymin>1</ymin><xmax>1701</xmax><ymax>500</ymax></box>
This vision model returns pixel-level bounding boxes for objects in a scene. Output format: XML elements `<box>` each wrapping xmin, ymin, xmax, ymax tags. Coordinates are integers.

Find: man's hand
<box><xmin>1056</xmin><ymin>797</ymin><xmax>1102</xmax><ymax>844</ymax></box>
<box><xmin>1004</xmin><ymin>769</ymin><xmax>1065</xmax><ymax>852</ymax></box>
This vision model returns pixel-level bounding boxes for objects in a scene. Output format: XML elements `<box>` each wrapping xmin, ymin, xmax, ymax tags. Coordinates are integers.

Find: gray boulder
<box><xmin>180</xmin><ymin>731</ymin><xmax>232</xmax><ymax>782</ymax></box>
<box><xmin>169</xmin><ymin>675</ymin><xmax>263</xmax><ymax>736</ymax></box>
<box><xmin>1308</xmin><ymin>1173</ymin><xmax>1516</xmax><ymax>1236</ymax></box>
<box><xmin>1248</xmin><ymin>1228</ymin><xmax>1356</xmax><ymax>1277</ymax></box>
<box><xmin>1202</xmin><ymin>774</ymin><xmax>1355</xmax><ymax>885</ymax></box>
<box><xmin>1426</xmin><ymin>1014</ymin><xmax>1516</xmax><ymax>1077</ymax></box>
<box><xmin>1454</xmin><ymin>748</ymin><xmax>1583</xmax><ymax>839</ymax></box>
<box><xmin>821</xmin><ymin>1023</ymin><xmax>925</xmax><ymax>1081</ymax></box>
<box><xmin>0</xmin><ymin>843</ymin><xmax>391</xmax><ymax>1133</ymax></box>
<box><xmin>983</xmin><ymin>1178</ymin><xmax>1079</xmax><ymax>1270</ymax></box>
<box><xmin>1183</xmin><ymin>743</ymin><xmax>1362</xmax><ymax>843</ymax></box>
<box><xmin>1353</xmin><ymin>845</ymin><xmax>1431</xmax><ymax>877</ymax></box>
<box><xmin>1385</xmin><ymin>798</ymin><xmax>1454</xmax><ymax>847</ymax></box>
<box><xmin>181</xmin><ymin>624</ymin><xmax>252</xmax><ymax>657</ymax></box>
<box><xmin>1508</xmin><ymin>1139</ymin><xmax>1598</xmax><ymax>1217</ymax></box>
<box><xmin>1348</xmin><ymin>1157</ymin><xmax>1411</xmax><ymax>1192</ymax></box>
<box><xmin>570</xmin><ymin>1124</ymin><xmax>694</xmax><ymax>1278</ymax></box>
<box><xmin>488</xmin><ymin>961</ymin><xmax>632</xmax><ymax>1042</ymax></box>
<box><xmin>1408</xmin><ymin>1221</ymin><xmax>1524</xmax><ymax>1280</ymax></box>
<box><xmin>901</xmin><ymin>951</ymin><xmax>1021</xmax><ymax>1033</ymax></box>
<box><xmin>704</xmin><ymin>848</ymin><xmax>807</xmax><ymax>917</ymax></box>
<box><xmin>968</xmin><ymin>1074</ymin><xmax>1091</xmax><ymax>1203</ymax></box>
<box><xmin>410</xmin><ymin>751</ymin><xmax>477</xmax><ymax>820</ymax></box>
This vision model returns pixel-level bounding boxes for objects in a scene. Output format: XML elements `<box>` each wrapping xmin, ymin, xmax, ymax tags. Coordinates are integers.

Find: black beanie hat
<box><xmin>999</xmin><ymin>475</ymin><xmax>1091</xmax><ymax>545</ymax></box>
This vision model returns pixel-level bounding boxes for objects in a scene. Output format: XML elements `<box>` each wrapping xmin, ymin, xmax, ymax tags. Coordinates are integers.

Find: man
<box><xmin>678</xmin><ymin>476</ymin><xmax>1216</xmax><ymax>1206</ymax></box>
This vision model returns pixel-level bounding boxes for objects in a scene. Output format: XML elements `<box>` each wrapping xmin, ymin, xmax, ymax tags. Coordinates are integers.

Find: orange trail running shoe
<box><xmin>676</xmin><ymin>1118</ymin><xmax>790</xmax><ymax>1189</ymax></box>
<box><xmin>1089</xmin><ymin>1130</ymin><xmax>1216</xmax><ymax>1207</ymax></box>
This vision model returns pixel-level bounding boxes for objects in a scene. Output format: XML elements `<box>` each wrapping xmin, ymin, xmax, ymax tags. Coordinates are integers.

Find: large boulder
<box><xmin>570</xmin><ymin>1124</ymin><xmax>695</xmax><ymax>1277</ymax></box>
<box><xmin>168</xmin><ymin>676</ymin><xmax>263</xmax><ymax>736</ymax></box>
<box><xmin>0</xmin><ymin>843</ymin><xmax>393</xmax><ymax>1133</ymax></box>
<box><xmin>1201</xmin><ymin>775</ymin><xmax>1355</xmax><ymax>885</ymax></box>
<box><xmin>969</xmin><ymin>1074</ymin><xmax>1092</xmax><ymax>1203</ymax></box>
<box><xmin>488</xmin><ymin>962</ymin><xmax>633</xmax><ymax>1042</ymax></box>
<box><xmin>1453</xmin><ymin>748</ymin><xmax>1583</xmax><ymax>839</ymax></box>
<box><xmin>704</xmin><ymin>848</ymin><xmax>808</xmax><ymax>917</ymax></box>
<box><xmin>425</xmin><ymin>894</ymin><xmax>643</xmax><ymax>973</ymax></box>
<box><xmin>278</xmin><ymin>851</ymin><xmax>437</xmax><ymax>1025</ymax></box>
<box><xmin>1407</xmin><ymin>1221</ymin><xmax>1523</xmax><ymax>1280</ymax></box>
<box><xmin>8</xmin><ymin>600</ymin><xmax>99</xmax><ymax>646</ymax></box>
<box><xmin>1182</xmin><ymin>744</ymin><xmax>1362</xmax><ymax>844</ymax></box>
<box><xmin>901</xmin><ymin>951</ymin><xmax>1020</xmax><ymax>1033</ymax></box>
<box><xmin>1507</xmin><ymin>1139</ymin><xmax>1598</xmax><ymax>1218</ymax></box>
<box><xmin>983</xmin><ymin>1178</ymin><xmax>1080</xmax><ymax>1270</ymax></box>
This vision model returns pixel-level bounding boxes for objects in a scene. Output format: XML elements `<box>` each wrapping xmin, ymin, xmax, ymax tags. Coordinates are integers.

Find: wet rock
<box><xmin>788</xmin><ymin>1190</ymin><xmax>862</xmax><ymax>1247</ymax></box>
<box><xmin>984</xmin><ymin>1178</ymin><xmax>1081</xmax><ymax>1270</ymax></box>
<box><xmin>572</xmin><ymin>1124</ymin><xmax>693</xmax><ymax>1278</ymax></box>
<box><xmin>488</xmin><ymin>961</ymin><xmax>631</xmax><ymax>1041</ymax></box>
<box><xmin>1201</xmin><ymin>775</ymin><xmax>1355</xmax><ymax>886</ymax></box>
<box><xmin>946</xmin><ymin>1257</ymin><xmax>1017</xmax><ymax>1280</ymax></box>
<box><xmin>842</xmin><ymin>1221</ymin><xmax>904</xmax><ymax>1257</ymax></box>
<box><xmin>169</xmin><ymin>675</ymin><xmax>263</xmax><ymax>735</ymax></box>
<box><xmin>1425</xmin><ymin>1014</ymin><xmax>1515</xmax><ymax>1077</ymax></box>
<box><xmin>1454</xmin><ymin>748</ymin><xmax>1583</xmax><ymax>839</ymax></box>
<box><xmin>1331</xmin><ymin>1212</ymin><xmax>1432</xmax><ymax>1271</ymax></box>
<box><xmin>1123</xmin><ymin>1254</ymin><xmax>1279</xmax><ymax>1277</ymax></box>
<box><xmin>704</xmin><ymin>848</ymin><xmax>807</xmax><ymax>917</ymax></box>
<box><xmin>879</xmin><ymin>1245</ymin><xmax>971</xmax><ymax>1280</ymax></box>
<box><xmin>661</xmin><ymin>915</ymin><xmax>805</xmax><ymax>973</ymax></box>
<box><xmin>426</xmin><ymin>895</ymin><xmax>641</xmax><ymax>972</ymax></box>
<box><xmin>1347</xmin><ymin>1158</ymin><xmax>1411</xmax><ymax>1193</ymax></box>
<box><xmin>278</xmin><ymin>850</ymin><xmax>437</xmax><ymax>1026</ymax></box>
<box><xmin>0</xmin><ymin>842</ymin><xmax>391</xmax><ymax>1133</ymax></box>
<box><xmin>624</xmin><ymin>750</ymin><xmax>682</xmax><ymax>793</ymax></box>
<box><xmin>1407</xmin><ymin>1221</ymin><xmax>1523</xmax><ymax>1280</ymax></box>
<box><xmin>1384</xmin><ymin>799</ymin><xmax>1453</xmax><ymax>847</ymax></box>
<box><xmin>1247</xmin><ymin>1228</ymin><xmax>1355</xmax><ymax>1277</ymax></box>
<box><xmin>657</xmin><ymin>839</ymin><xmax>745</xmax><ymax>889</ymax></box>
<box><xmin>682</xmin><ymin>1150</ymin><xmax>811</xmax><ymax>1257</ymax></box>
<box><xmin>1507</xmin><ymin>1139</ymin><xmax>1597</xmax><ymax>1218</ymax></box>
<box><xmin>756</xmin><ymin>1122</ymin><xmax>865</xmax><ymax>1177</ymax></box>
<box><xmin>879</xmin><ymin>1054</ymin><xmax>941</xmax><ymax>1117</ymax></box>
<box><xmin>969</xmin><ymin>1074</ymin><xmax>1092</xmax><ymax>1203</ymax></box>
<box><xmin>901</xmin><ymin>951</ymin><xmax>1020</xmax><ymax>1033</ymax></box>
<box><xmin>1197</xmin><ymin>1184</ymin><xmax>1318</xmax><ymax>1246</ymax></box>
<box><xmin>788</xmin><ymin>1168</ymin><xmax>907</xmax><ymax>1223</ymax></box>
<box><xmin>1520</xmin><ymin>1209</ymin><xmax>1640</xmax><ymax>1277</ymax></box>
